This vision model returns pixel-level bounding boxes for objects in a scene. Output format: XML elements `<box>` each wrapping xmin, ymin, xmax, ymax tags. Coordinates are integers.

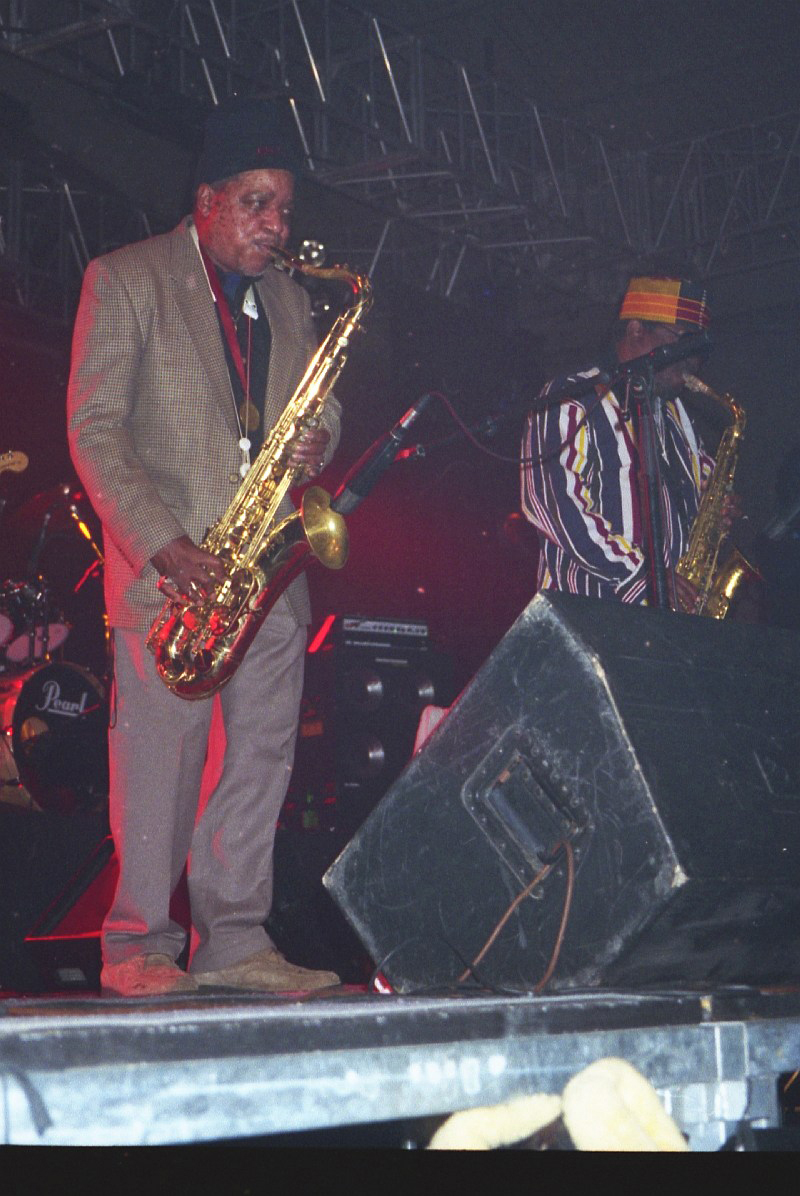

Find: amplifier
<box><xmin>282</xmin><ymin>614</ymin><xmax>451</xmax><ymax>835</ymax></box>
<box><xmin>335</xmin><ymin>615</ymin><xmax>430</xmax><ymax>654</ymax></box>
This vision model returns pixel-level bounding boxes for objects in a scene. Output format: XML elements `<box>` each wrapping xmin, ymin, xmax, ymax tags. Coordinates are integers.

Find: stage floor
<box><xmin>1</xmin><ymin>984</ymin><xmax>799</xmax><ymax>1149</ymax></box>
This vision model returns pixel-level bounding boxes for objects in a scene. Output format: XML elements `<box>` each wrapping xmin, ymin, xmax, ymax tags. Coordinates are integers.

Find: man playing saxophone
<box><xmin>521</xmin><ymin>275</ymin><xmax>739</xmax><ymax>614</ymax></box>
<box><xmin>68</xmin><ymin>98</ymin><xmax>342</xmax><ymax>997</ymax></box>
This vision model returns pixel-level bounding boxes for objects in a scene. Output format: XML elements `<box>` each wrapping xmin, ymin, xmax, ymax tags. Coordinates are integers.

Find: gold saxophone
<box><xmin>145</xmin><ymin>248</ymin><xmax>373</xmax><ymax>698</ymax></box>
<box><xmin>675</xmin><ymin>374</ymin><xmax>760</xmax><ymax>618</ymax></box>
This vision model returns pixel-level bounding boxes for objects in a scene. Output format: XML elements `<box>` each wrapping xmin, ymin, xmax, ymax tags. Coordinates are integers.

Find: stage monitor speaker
<box><xmin>324</xmin><ymin>593</ymin><xmax>800</xmax><ymax>994</ymax></box>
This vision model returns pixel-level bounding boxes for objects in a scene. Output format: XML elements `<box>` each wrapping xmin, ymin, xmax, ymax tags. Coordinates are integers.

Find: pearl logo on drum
<box><xmin>1</xmin><ymin>663</ymin><xmax>108</xmax><ymax>813</ymax></box>
<box><xmin>34</xmin><ymin>679</ymin><xmax>90</xmax><ymax>718</ymax></box>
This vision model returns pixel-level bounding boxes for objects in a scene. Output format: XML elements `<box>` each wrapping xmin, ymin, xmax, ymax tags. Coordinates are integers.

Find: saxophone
<box><xmin>145</xmin><ymin>249</ymin><xmax>373</xmax><ymax>698</ymax></box>
<box><xmin>675</xmin><ymin>374</ymin><xmax>760</xmax><ymax>618</ymax></box>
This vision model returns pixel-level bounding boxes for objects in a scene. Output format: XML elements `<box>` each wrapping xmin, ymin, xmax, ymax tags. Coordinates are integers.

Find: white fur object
<box><xmin>427</xmin><ymin>1057</ymin><xmax>688</xmax><ymax>1151</ymax></box>
<box><xmin>427</xmin><ymin>1094</ymin><xmax>562</xmax><ymax>1150</ymax></box>
<box><xmin>562</xmin><ymin>1057</ymin><xmax>688</xmax><ymax>1151</ymax></box>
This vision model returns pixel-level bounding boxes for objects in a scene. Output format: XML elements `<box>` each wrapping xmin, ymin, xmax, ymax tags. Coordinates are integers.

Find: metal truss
<box><xmin>0</xmin><ymin>0</ymin><xmax>798</xmax><ymax>322</ymax></box>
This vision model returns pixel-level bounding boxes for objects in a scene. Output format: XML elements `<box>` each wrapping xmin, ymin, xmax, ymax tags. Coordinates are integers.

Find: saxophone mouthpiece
<box><xmin>268</xmin><ymin>244</ymin><xmax>293</xmax><ymax>270</ymax></box>
<box><xmin>683</xmin><ymin>374</ymin><xmax>708</xmax><ymax>395</ymax></box>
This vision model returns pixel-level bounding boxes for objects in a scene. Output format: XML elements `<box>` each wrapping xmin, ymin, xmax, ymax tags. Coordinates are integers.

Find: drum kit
<box><xmin>0</xmin><ymin>451</ymin><xmax>109</xmax><ymax>815</ymax></box>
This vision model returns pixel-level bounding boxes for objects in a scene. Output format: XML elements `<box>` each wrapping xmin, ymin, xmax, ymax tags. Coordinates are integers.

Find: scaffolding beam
<box><xmin>0</xmin><ymin>1</ymin><xmax>797</xmax><ymax>320</ymax></box>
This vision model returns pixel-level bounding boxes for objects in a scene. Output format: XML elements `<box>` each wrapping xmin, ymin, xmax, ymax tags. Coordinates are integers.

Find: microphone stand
<box><xmin>25</xmin><ymin>508</ymin><xmax>55</xmax><ymax>663</ymax></box>
<box><xmin>626</xmin><ymin>368</ymin><xmax>673</xmax><ymax>610</ymax></box>
<box><xmin>331</xmin><ymin>393</ymin><xmax>433</xmax><ymax>513</ymax></box>
<box><xmin>396</xmin><ymin>411</ymin><xmax>507</xmax><ymax>461</ymax></box>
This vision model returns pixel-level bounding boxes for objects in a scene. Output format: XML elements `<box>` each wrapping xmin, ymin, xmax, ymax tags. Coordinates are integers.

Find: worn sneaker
<box><xmin>101</xmin><ymin>953</ymin><xmax>199</xmax><ymax>997</ymax></box>
<box><xmin>193</xmin><ymin>947</ymin><xmax>340</xmax><ymax>993</ymax></box>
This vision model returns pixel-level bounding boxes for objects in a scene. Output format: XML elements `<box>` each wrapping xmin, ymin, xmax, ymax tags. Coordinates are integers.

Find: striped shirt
<box><xmin>521</xmin><ymin>367</ymin><xmax>714</xmax><ymax>604</ymax></box>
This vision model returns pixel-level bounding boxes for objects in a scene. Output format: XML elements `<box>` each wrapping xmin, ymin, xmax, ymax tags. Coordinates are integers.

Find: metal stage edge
<box><xmin>1</xmin><ymin>986</ymin><xmax>799</xmax><ymax>1150</ymax></box>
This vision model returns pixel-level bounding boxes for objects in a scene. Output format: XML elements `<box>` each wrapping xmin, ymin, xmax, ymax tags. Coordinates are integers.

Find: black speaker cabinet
<box><xmin>332</xmin><ymin>617</ymin><xmax>452</xmax><ymax>805</ymax></box>
<box><xmin>283</xmin><ymin>615</ymin><xmax>452</xmax><ymax>837</ymax></box>
<box><xmin>324</xmin><ymin>593</ymin><xmax>800</xmax><ymax>993</ymax></box>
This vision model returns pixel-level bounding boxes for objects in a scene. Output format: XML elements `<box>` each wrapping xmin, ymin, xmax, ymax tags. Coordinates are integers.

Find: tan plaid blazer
<box><xmin>67</xmin><ymin>218</ymin><xmax>341</xmax><ymax>631</ymax></box>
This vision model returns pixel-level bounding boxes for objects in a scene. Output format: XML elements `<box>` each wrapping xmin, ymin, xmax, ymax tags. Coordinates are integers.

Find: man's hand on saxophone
<box><xmin>151</xmin><ymin>424</ymin><xmax>332</xmax><ymax>601</ymax></box>
<box><xmin>152</xmin><ymin>535</ymin><xmax>226</xmax><ymax>604</ymax></box>
<box><xmin>288</xmin><ymin>423</ymin><xmax>331</xmax><ymax>479</ymax></box>
<box><xmin>675</xmin><ymin>573</ymin><xmax>701</xmax><ymax>614</ymax></box>
<box><xmin>720</xmin><ymin>491</ymin><xmax>743</xmax><ymax>531</ymax></box>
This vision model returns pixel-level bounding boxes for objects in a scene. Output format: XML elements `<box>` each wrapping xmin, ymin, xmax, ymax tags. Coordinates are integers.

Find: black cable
<box><xmin>405</xmin><ymin>387</ymin><xmax>607</xmax><ymax>470</ymax></box>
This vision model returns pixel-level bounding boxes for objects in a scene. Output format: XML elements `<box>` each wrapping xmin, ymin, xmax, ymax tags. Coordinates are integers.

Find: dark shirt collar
<box><xmin>216</xmin><ymin>268</ymin><xmax>255</xmax><ymax>311</ymax></box>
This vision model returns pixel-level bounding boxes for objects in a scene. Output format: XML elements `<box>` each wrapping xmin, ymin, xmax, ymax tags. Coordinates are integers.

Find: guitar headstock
<box><xmin>0</xmin><ymin>450</ymin><xmax>29</xmax><ymax>475</ymax></box>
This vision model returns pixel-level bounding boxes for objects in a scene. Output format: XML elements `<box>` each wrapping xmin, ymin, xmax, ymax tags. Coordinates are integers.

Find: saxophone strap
<box><xmin>197</xmin><ymin>244</ymin><xmax>253</xmax><ymax>406</ymax></box>
<box><xmin>193</xmin><ymin>234</ymin><xmax>273</xmax><ymax>469</ymax></box>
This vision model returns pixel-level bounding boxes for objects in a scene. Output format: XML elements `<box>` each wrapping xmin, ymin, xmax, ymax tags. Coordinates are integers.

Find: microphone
<box><xmin>27</xmin><ymin>510</ymin><xmax>52</xmax><ymax>576</ymax></box>
<box><xmin>332</xmin><ymin>393</ymin><xmax>433</xmax><ymax>515</ymax></box>
<box><xmin>532</xmin><ymin>333</ymin><xmax>712</xmax><ymax>412</ymax></box>
<box><xmin>536</xmin><ymin>367</ymin><xmax>611</xmax><ymax>408</ymax></box>
<box><xmin>618</xmin><ymin>332</ymin><xmax>711</xmax><ymax>379</ymax></box>
<box><xmin>27</xmin><ymin>483</ymin><xmax>70</xmax><ymax>575</ymax></box>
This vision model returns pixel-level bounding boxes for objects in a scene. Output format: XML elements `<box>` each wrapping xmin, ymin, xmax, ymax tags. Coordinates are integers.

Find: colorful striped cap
<box><xmin>619</xmin><ymin>276</ymin><xmax>710</xmax><ymax>331</ymax></box>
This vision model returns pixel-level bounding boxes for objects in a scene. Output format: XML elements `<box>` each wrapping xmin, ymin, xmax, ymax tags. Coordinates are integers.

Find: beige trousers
<box><xmin>102</xmin><ymin>594</ymin><xmax>306</xmax><ymax>972</ymax></box>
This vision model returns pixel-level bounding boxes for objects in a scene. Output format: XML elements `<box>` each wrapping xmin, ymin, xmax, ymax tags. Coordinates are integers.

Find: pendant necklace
<box><xmin>191</xmin><ymin>222</ymin><xmax>258</xmax><ymax>479</ymax></box>
<box><xmin>236</xmin><ymin>312</ymin><xmax>257</xmax><ymax>477</ymax></box>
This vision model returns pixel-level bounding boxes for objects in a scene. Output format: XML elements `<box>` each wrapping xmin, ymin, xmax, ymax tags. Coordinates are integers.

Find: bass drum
<box><xmin>0</xmin><ymin>663</ymin><xmax>108</xmax><ymax>815</ymax></box>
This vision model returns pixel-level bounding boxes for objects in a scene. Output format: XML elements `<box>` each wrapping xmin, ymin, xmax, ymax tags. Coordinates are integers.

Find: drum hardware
<box><xmin>8</xmin><ymin>482</ymin><xmax>87</xmax><ymax>578</ymax></box>
<box><xmin>8</xmin><ymin>481</ymin><xmax>74</xmax><ymax>539</ymax></box>
<box><xmin>0</xmin><ymin>601</ymin><xmax>11</xmax><ymax>649</ymax></box>
<box><xmin>2</xmin><ymin>481</ymin><xmax>109</xmax><ymax>680</ymax></box>
<box><xmin>27</xmin><ymin>496</ymin><xmax>62</xmax><ymax>577</ymax></box>
<box><xmin>0</xmin><ymin>451</ymin><xmax>29</xmax><ymax>587</ymax></box>
<box><xmin>0</xmin><ymin>725</ymin><xmax>40</xmax><ymax>810</ymax></box>
<box><xmin>68</xmin><ymin>498</ymin><xmax>111</xmax><ymax>676</ymax></box>
<box><xmin>68</xmin><ymin>502</ymin><xmax>104</xmax><ymax>569</ymax></box>
<box><xmin>0</xmin><ymin>479</ymin><xmax>109</xmax><ymax>812</ymax></box>
<box><xmin>0</xmin><ymin>577</ymin><xmax>70</xmax><ymax>668</ymax></box>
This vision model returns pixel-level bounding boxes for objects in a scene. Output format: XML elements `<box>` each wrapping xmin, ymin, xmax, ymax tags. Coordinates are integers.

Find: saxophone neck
<box><xmin>683</xmin><ymin>374</ymin><xmax>745</xmax><ymax>428</ymax></box>
<box><xmin>269</xmin><ymin>245</ymin><xmax>373</xmax><ymax>311</ymax></box>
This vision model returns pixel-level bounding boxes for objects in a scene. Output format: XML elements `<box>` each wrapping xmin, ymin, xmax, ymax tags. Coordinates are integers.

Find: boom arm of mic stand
<box><xmin>397</xmin><ymin>411</ymin><xmax>510</xmax><ymax>460</ymax></box>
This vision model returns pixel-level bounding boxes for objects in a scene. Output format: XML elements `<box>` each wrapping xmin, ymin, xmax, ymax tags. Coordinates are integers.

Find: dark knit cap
<box><xmin>194</xmin><ymin>96</ymin><xmax>304</xmax><ymax>186</ymax></box>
